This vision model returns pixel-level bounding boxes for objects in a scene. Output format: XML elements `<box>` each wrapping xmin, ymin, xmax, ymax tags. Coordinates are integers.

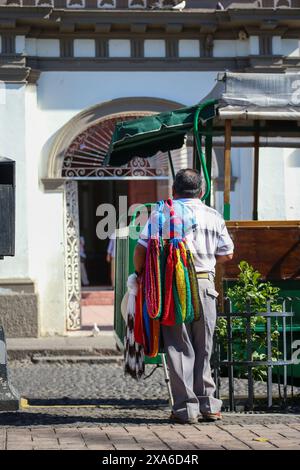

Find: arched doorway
<box><xmin>48</xmin><ymin>97</ymin><xmax>187</xmax><ymax>331</ymax></box>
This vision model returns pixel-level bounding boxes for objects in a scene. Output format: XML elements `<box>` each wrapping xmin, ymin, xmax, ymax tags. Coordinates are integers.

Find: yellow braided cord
<box><xmin>174</xmin><ymin>247</ymin><xmax>186</xmax><ymax>322</ymax></box>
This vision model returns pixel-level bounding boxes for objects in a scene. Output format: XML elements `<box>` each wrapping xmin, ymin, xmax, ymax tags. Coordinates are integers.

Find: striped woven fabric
<box><xmin>136</xmin><ymin>199</ymin><xmax>201</xmax><ymax>357</ymax></box>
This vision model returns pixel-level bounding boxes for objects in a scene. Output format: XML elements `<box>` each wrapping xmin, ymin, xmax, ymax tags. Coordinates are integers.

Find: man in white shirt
<box><xmin>134</xmin><ymin>169</ymin><xmax>234</xmax><ymax>424</ymax></box>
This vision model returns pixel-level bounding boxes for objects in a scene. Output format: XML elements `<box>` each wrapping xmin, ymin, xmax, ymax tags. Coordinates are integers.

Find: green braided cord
<box><xmin>182</xmin><ymin>260</ymin><xmax>193</xmax><ymax>324</ymax></box>
<box><xmin>173</xmin><ymin>280</ymin><xmax>183</xmax><ymax>325</ymax></box>
<box><xmin>178</xmin><ymin>242</ymin><xmax>194</xmax><ymax>324</ymax></box>
<box><xmin>186</xmin><ymin>250</ymin><xmax>201</xmax><ymax>321</ymax></box>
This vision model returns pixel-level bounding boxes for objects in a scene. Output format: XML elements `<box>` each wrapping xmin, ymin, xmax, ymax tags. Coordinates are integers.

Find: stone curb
<box><xmin>31</xmin><ymin>355</ymin><xmax>123</xmax><ymax>364</ymax></box>
<box><xmin>8</xmin><ymin>349</ymin><xmax>121</xmax><ymax>361</ymax></box>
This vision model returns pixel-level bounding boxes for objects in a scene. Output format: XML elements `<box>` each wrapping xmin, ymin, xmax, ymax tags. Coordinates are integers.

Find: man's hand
<box><xmin>216</xmin><ymin>253</ymin><xmax>233</xmax><ymax>264</ymax></box>
<box><xmin>134</xmin><ymin>243</ymin><xmax>147</xmax><ymax>275</ymax></box>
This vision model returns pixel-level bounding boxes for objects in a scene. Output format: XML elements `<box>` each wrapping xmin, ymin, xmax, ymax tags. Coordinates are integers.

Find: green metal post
<box><xmin>205</xmin><ymin>119</ymin><xmax>213</xmax><ymax>207</ymax></box>
<box><xmin>223</xmin><ymin>119</ymin><xmax>232</xmax><ymax>221</ymax></box>
<box><xmin>168</xmin><ymin>150</ymin><xmax>176</xmax><ymax>180</ymax></box>
<box><xmin>193</xmin><ymin>99</ymin><xmax>217</xmax><ymax>201</ymax></box>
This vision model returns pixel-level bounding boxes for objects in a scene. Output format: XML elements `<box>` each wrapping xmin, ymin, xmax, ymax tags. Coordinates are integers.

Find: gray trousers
<box><xmin>161</xmin><ymin>277</ymin><xmax>222</xmax><ymax>420</ymax></box>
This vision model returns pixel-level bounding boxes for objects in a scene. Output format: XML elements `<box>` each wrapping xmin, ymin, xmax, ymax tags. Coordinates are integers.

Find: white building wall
<box><xmin>25</xmin><ymin>85</ymin><xmax>66</xmax><ymax>336</ymax></box>
<box><xmin>178</xmin><ymin>40</ymin><xmax>200</xmax><ymax>58</ymax></box>
<box><xmin>272</xmin><ymin>37</ymin><xmax>300</xmax><ymax>57</ymax></box>
<box><xmin>281</xmin><ymin>39</ymin><xmax>300</xmax><ymax>57</ymax></box>
<box><xmin>249</xmin><ymin>36</ymin><xmax>259</xmax><ymax>55</ymax></box>
<box><xmin>284</xmin><ymin>148</ymin><xmax>300</xmax><ymax>220</ymax></box>
<box><xmin>2</xmin><ymin>69</ymin><xmax>299</xmax><ymax>336</ymax></box>
<box><xmin>258</xmin><ymin>148</ymin><xmax>287</xmax><ymax>220</ymax></box>
<box><xmin>214</xmin><ymin>147</ymin><xmax>254</xmax><ymax>220</ymax></box>
<box><xmin>74</xmin><ymin>39</ymin><xmax>96</xmax><ymax>57</ymax></box>
<box><xmin>0</xmin><ymin>84</ymin><xmax>29</xmax><ymax>278</ymax></box>
<box><xmin>24</xmin><ymin>39</ymin><xmax>60</xmax><ymax>57</ymax></box>
<box><xmin>213</xmin><ymin>37</ymin><xmax>259</xmax><ymax>57</ymax></box>
<box><xmin>108</xmin><ymin>40</ymin><xmax>131</xmax><ymax>57</ymax></box>
<box><xmin>15</xmin><ymin>35</ymin><xmax>26</xmax><ymax>54</ymax></box>
<box><xmin>144</xmin><ymin>40</ymin><xmax>166</xmax><ymax>57</ymax></box>
<box><xmin>230</xmin><ymin>148</ymin><xmax>254</xmax><ymax>220</ymax></box>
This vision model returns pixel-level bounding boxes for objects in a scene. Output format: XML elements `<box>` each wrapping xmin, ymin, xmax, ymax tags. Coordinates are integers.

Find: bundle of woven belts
<box><xmin>134</xmin><ymin>198</ymin><xmax>201</xmax><ymax>358</ymax></box>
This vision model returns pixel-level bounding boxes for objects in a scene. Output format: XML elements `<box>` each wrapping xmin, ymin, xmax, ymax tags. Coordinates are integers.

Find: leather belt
<box><xmin>196</xmin><ymin>272</ymin><xmax>210</xmax><ymax>279</ymax></box>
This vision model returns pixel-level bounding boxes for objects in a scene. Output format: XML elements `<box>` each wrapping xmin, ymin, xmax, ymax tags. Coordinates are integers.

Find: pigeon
<box><xmin>92</xmin><ymin>323</ymin><xmax>101</xmax><ymax>336</ymax></box>
<box><xmin>216</xmin><ymin>2</ymin><xmax>225</xmax><ymax>10</ymax></box>
<box><xmin>150</xmin><ymin>0</ymin><xmax>185</xmax><ymax>9</ymax></box>
<box><xmin>172</xmin><ymin>0</ymin><xmax>186</xmax><ymax>10</ymax></box>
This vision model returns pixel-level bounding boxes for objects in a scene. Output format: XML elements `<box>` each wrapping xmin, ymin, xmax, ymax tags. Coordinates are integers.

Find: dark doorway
<box><xmin>78</xmin><ymin>179</ymin><xmax>168</xmax><ymax>287</ymax></box>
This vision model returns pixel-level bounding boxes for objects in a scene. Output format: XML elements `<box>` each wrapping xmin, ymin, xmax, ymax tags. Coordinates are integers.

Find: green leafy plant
<box><xmin>216</xmin><ymin>261</ymin><xmax>282</xmax><ymax>382</ymax></box>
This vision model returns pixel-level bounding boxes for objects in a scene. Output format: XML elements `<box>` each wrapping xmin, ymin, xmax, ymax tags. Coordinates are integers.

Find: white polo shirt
<box><xmin>138</xmin><ymin>198</ymin><xmax>234</xmax><ymax>275</ymax></box>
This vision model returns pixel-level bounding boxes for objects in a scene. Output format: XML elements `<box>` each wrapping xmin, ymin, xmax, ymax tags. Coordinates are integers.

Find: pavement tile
<box><xmin>216</xmin><ymin>427</ymin><xmax>277</xmax><ymax>450</ymax></box>
<box><xmin>2</xmin><ymin>422</ymin><xmax>300</xmax><ymax>450</ymax></box>
<box><xmin>101</xmin><ymin>427</ymin><xmax>140</xmax><ymax>448</ymax></box>
<box><xmin>222</xmin><ymin>444</ymin><xmax>251</xmax><ymax>450</ymax></box>
<box><xmin>7</xmin><ymin>444</ymin><xmax>34</xmax><ymax>450</ymax></box>
<box><xmin>113</xmin><ymin>443</ymin><xmax>143</xmax><ymax>450</ymax></box>
<box><xmin>86</xmin><ymin>444</ymin><xmax>115</xmax><ymax>450</ymax></box>
<box><xmin>139</xmin><ymin>444</ymin><xmax>170</xmax><ymax>450</ymax></box>
<box><xmin>60</xmin><ymin>445</ymin><xmax>88</xmax><ymax>450</ymax></box>
<box><xmin>193</xmin><ymin>444</ymin><xmax>225</xmax><ymax>450</ymax></box>
<box><xmin>240</xmin><ymin>425</ymin><xmax>300</xmax><ymax>443</ymax></box>
<box><xmin>57</xmin><ymin>438</ymin><xmax>84</xmax><ymax>444</ymax></box>
<box><xmin>289</xmin><ymin>424</ymin><xmax>300</xmax><ymax>430</ymax></box>
<box><xmin>161</xmin><ymin>440</ymin><xmax>198</xmax><ymax>451</ymax></box>
<box><xmin>126</xmin><ymin>428</ymin><xmax>170</xmax><ymax>450</ymax></box>
<box><xmin>275</xmin><ymin>430</ymin><xmax>300</xmax><ymax>438</ymax></box>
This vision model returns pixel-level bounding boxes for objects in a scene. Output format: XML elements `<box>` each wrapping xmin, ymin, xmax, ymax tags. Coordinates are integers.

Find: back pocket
<box><xmin>206</xmin><ymin>288</ymin><xmax>219</xmax><ymax>299</ymax></box>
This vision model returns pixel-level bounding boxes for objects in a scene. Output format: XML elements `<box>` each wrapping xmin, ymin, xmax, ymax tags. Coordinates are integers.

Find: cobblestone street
<box><xmin>0</xmin><ymin>361</ymin><xmax>299</xmax><ymax>450</ymax></box>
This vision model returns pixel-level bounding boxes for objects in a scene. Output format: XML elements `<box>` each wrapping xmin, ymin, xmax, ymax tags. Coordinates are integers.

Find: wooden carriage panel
<box><xmin>223</xmin><ymin>221</ymin><xmax>300</xmax><ymax>280</ymax></box>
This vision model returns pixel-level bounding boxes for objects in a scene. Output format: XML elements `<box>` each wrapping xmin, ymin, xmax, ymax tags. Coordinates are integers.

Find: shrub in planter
<box><xmin>216</xmin><ymin>261</ymin><xmax>282</xmax><ymax>381</ymax></box>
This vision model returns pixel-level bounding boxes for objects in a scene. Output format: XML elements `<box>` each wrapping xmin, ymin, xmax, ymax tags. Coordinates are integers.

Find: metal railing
<box><xmin>213</xmin><ymin>298</ymin><xmax>297</xmax><ymax>411</ymax></box>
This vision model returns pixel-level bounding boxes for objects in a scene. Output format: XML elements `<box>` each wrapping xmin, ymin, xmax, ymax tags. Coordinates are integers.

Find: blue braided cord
<box><xmin>142</xmin><ymin>300</ymin><xmax>151</xmax><ymax>351</ymax></box>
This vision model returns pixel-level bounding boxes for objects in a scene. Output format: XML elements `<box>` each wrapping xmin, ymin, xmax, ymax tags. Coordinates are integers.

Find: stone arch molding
<box><xmin>47</xmin><ymin>96</ymin><xmax>185</xmax><ymax>179</ymax></box>
<box><xmin>46</xmin><ymin>97</ymin><xmax>185</xmax><ymax>331</ymax></box>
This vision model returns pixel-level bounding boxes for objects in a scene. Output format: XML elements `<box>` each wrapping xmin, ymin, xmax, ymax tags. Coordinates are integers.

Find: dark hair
<box><xmin>173</xmin><ymin>169</ymin><xmax>203</xmax><ymax>198</ymax></box>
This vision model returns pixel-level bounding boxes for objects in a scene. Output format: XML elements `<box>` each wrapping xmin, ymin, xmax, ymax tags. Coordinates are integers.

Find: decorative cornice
<box><xmin>166</xmin><ymin>38</ymin><xmax>178</xmax><ymax>58</ymax></box>
<box><xmin>0</xmin><ymin>51</ymin><xmax>299</xmax><ymax>80</ymax></box>
<box><xmin>1</xmin><ymin>7</ymin><xmax>300</xmax><ymax>36</ymax></box>
<box><xmin>27</xmin><ymin>68</ymin><xmax>41</xmax><ymax>84</ymax></box>
<box><xmin>0</xmin><ymin>54</ymin><xmax>41</xmax><ymax>83</ymax></box>
<box><xmin>26</xmin><ymin>56</ymin><xmax>251</xmax><ymax>72</ymax></box>
<box><xmin>259</xmin><ymin>35</ymin><xmax>272</xmax><ymax>55</ymax></box>
<box><xmin>60</xmin><ymin>37</ymin><xmax>73</xmax><ymax>56</ymax></box>
<box><xmin>0</xmin><ymin>65</ymin><xmax>31</xmax><ymax>82</ymax></box>
<box><xmin>95</xmin><ymin>37</ymin><xmax>108</xmax><ymax>56</ymax></box>
<box><xmin>41</xmin><ymin>178</ymin><xmax>66</xmax><ymax>191</ymax></box>
<box><xmin>131</xmin><ymin>37</ymin><xmax>143</xmax><ymax>57</ymax></box>
<box><xmin>1</xmin><ymin>32</ymin><xmax>15</xmax><ymax>53</ymax></box>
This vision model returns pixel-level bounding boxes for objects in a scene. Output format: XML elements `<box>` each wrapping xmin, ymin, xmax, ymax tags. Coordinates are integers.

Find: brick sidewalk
<box><xmin>2</xmin><ymin>423</ymin><xmax>300</xmax><ymax>450</ymax></box>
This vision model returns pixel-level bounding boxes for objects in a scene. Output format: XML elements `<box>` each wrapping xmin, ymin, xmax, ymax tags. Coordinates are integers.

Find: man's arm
<box><xmin>133</xmin><ymin>243</ymin><xmax>147</xmax><ymax>274</ymax></box>
<box><xmin>216</xmin><ymin>253</ymin><xmax>233</xmax><ymax>264</ymax></box>
<box><xmin>215</xmin><ymin>218</ymin><xmax>234</xmax><ymax>264</ymax></box>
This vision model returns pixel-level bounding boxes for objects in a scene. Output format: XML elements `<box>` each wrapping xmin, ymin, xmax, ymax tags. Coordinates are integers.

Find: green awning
<box><xmin>104</xmin><ymin>101</ymin><xmax>217</xmax><ymax>167</ymax></box>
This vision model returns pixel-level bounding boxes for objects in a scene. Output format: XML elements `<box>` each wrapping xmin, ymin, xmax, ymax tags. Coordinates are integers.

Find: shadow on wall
<box><xmin>288</xmin><ymin>150</ymin><xmax>300</xmax><ymax>168</ymax></box>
